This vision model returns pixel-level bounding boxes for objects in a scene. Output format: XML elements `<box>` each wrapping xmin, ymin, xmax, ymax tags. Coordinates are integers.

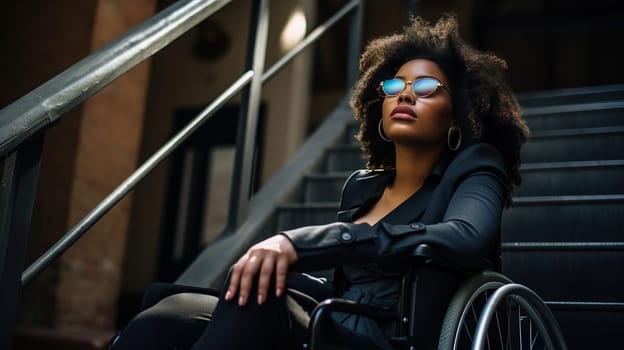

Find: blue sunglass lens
<box><xmin>412</xmin><ymin>78</ymin><xmax>440</xmax><ymax>97</ymax></box>
<box><xmin>382</xmin><ymin>79</ymin><xmax>405</xmax><ymax>96</ymax></box>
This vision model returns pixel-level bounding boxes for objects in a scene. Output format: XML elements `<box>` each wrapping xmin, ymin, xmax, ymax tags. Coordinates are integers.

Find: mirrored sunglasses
<box><xmin>378</xmin><ymin>77</ymin><xmax>450</xmax><ymax>98</ymax></box>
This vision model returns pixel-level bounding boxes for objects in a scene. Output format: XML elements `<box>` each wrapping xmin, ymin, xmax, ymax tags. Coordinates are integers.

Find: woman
<box><xmin>112</xmin><ymin>15</ymin><xmax>528</xmax><ymax>350</ymax></box>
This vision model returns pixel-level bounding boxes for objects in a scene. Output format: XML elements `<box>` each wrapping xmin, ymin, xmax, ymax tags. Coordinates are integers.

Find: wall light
<box><xmin>280</xmin><ymin>8</ymin><xmax>307</xmax><ymax>52</ymax></box>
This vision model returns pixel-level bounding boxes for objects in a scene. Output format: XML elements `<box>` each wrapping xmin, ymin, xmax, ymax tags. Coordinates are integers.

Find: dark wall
<box><xmin>475</xmin><ymin>0</ymin><xmax>624</xmax><ymax>91</ymax></box>
<box><xmin>312</xmin><ymin>0</ymin><xmax>624</xmax><ymax>98</ymax></box>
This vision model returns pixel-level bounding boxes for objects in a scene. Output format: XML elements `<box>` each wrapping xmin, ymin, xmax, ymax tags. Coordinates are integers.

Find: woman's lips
<box><xmin>390</xmin><ymin>106</ymin><xmax>417</xmax><ymax>120</ymax></box>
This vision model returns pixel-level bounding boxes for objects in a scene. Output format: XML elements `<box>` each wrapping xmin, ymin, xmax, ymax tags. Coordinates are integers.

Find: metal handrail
<box><xmin>1</xmin><ymin>0</ymin><xmax>364</xmax><ymax>347</ymax></box>
<box><xmin>21</xmin><ymin>71</ymin><xmax>254</xmax><ymax>286</ymax></box>
<box><xmin>0</xmin><ymin>0</ymin><xmax>233</xmax><ymax>158</ymax></box>
<box><xmin>19</xmin><ymin>0</ymin><xmax>363</xmax><ymax>286</ymax></box>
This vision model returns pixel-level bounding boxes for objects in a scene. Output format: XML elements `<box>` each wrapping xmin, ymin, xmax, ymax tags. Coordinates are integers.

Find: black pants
<box><xmin>111</xmin><ymin>274</ymin><xmax>387</xmax><ymax>350</ymax></box>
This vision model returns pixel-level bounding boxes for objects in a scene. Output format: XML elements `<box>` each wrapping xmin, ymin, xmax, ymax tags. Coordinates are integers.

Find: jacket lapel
<box><xmin>380</xmin><ymin>178</ymin><xmax>436</xmax><ymax>224</ymax></box>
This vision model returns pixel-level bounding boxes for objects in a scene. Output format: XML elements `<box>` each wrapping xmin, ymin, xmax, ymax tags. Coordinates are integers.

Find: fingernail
<box><xmin>225</xmin><ymin>291</ymin><xmax>232</xmax><ymax>300</ymax></box>
<box><xmin>257</xmin><ymin>294</ymin><xmax>264</xmax><ymax>305</ymax></box>
<box><xmin>275</xmin><ymin>288</ymin><xmax>282</xmax><ymax>297</ymax></box>
<box><xmin>238</xmin><ymin>296</ymin><xmax>245</xmax><ymax>306</ymax></box>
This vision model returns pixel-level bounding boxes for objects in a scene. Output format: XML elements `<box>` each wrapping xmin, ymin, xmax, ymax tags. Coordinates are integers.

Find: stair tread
<box><xmin>512</xmin><ymin>194</ymin><xmax>624</xmax><ymax>203</ymax></box>
<box><xmin>310</xmin><ymin>159</ymin><xmax>624</xmax><ymax>174</ymax></box>
<box><xmin>283</xmin><ymin>194</ymin><xmax>624</xmax><ymax>207</ymax></box>
<box><xmin>531</xmin><ymin>125</ymin><xmax>624</xmax><ymax>137</ymax></box>
<box><xmin>547</xmin><ymin>301</ymin><xmax>624</xmax><ymax>310</ymax></box>
<box><xmin>502</xmin><ymin>242</ymin><xmax>624</xmax><ymax>249</ymax></box>
<box><xmin>522</xmin><ymin>99</ymin><xmax>624</xmax><ymax>116</ymax></box>
<box><xmin>516</xmin><ymin>83</ymin><xmax>624</xmax><ymax>100</ymax></box>
<box><xmin>333</xmin><ymin>125</ymin><xmax>624</xmax><ymax>152</ymax></box>
<box><xmin>520</xmin><ymin>159</ymin><xmax>624</xmax><ymax>169</ymax></box>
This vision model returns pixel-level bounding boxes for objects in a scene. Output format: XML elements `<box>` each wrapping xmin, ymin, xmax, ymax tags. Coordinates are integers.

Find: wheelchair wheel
<box><xmin>437</xmin><ymin>271</ymin><xmax>567</xmax><ymax>350</ymax></box>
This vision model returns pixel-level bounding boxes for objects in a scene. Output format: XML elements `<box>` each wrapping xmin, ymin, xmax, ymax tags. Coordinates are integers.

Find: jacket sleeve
<box><xmin>281</xmin><ymin>170</ymin><xmax>506</xmax><ymax>272</ymax></box>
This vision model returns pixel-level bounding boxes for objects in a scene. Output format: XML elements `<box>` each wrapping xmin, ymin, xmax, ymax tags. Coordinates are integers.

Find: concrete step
<box><xmin>549</xmin><ymin>305</ymin><xmax>624</xmax><ymax>350</ymax></box>
<box><xmin>275</xmin><ymin>202</ymin><xmax>339</xmax><ymax>232</ymax></box>
<box><xmin>518</xmin><ymin>160</ymin><xmax>624</xmax><ymax>196</ymax></box>
<box><xmin>522</xmin><ymin>100</ymin><xmax>624</xmax><ymax>131</ymax></box>
<box><xmin>523</xmin><ymin>126</ymin><xmax>624</xmax><ymax>162</ymax></box>
<box><xmin>303</xmin><ymin>161</ymin><xmax>624</xmax><ymax>202</ymax></box>
<box><xmin>324</xmin><ymin>146</ymin><xmax>366</xmax><ymax>172</ymax></box>
<box><xmin>278</xmin><ymin>195</ymin><xmax>624</xmax><ymax>243</ymax></box>
<box><xmin>502</xmin><ymin>194</ymin><xmax>624</xmax><ymax>242</ymax></box>
<box><xmin>327</xmin><ymin>126</ymin><xmax>624</xmax><ymax>171</ymax></box>
<box><xmin>302</xmin><ymin>172</ymin><xmax>352</xmax><ymax>203</ymax></box>
<box><xmin>343</xmin><ymin>100</ymin><xmax>624</xmax><ymax>146</ymax></box>
<box><xmin>516</xmin><ymin>84</ymin><xmax>624</xmax><ymax>108</ymax></box>
<box><xmin>502</xmin><ymin>249</ymin><xmax>624</xmax><ymax>302</ymax></box>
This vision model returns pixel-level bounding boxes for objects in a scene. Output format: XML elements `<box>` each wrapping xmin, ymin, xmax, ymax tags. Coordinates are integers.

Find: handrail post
<box><xmin>0</xmin><ymin>136</ymin><xmax>44</xmax><ymax>350</ymax></box>
<box><xmin>345</xmin><ymin>0</ymin><xmax>364</xmax><ymax>91</ymax></box>
<box><xmin>227</xmin><ymin>0</ymin><xmax>270</xmax><ymax>230</ymax></box>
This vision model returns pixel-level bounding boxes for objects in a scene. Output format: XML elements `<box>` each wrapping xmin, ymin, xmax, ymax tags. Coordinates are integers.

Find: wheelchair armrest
<box><xmin>309</xmin><ymin>298</ymin><xmax>397</xmax><ymax>350</ymax></box>
<box><xmin>411</xmin><ymin>244</ymin><xmax>493</xmax><ymax>272</ymax></box>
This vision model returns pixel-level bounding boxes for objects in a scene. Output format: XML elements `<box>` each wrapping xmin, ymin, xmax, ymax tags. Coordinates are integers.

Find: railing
<box><xmin>0</xmin><ymin>0</ymin><xmax>364</xmax><ymax>348</ymax></box>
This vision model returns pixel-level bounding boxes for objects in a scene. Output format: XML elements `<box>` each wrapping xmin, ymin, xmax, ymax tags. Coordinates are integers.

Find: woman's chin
<box><xmin>389</xmin><ymin>133</ymin><xmax>445</xmax><ymax>148</ymax></box>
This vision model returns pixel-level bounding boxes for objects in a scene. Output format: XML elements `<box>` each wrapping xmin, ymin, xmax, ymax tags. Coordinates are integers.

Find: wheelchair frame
<box><xmin>309</xmin><ymin>270</ymin><xmax>568</xmax><ymax>350</ymax></box>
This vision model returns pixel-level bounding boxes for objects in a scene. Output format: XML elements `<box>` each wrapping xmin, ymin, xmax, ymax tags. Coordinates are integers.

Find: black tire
<box><xmin>437</xmin><ymin>271</ymin><xmax>512</xmax><ymax>350</ymax></box>
<box><xmin>438</xmin><ymin>271</ymin><xmax>568</xmax><ymax>350</ymax></box>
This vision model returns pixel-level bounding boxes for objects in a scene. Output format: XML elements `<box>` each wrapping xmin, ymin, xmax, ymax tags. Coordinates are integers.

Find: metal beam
<box><xmin>346</xmin><ymin>1</ymin><xmax>363</xmax><ymax>90</ymax></box>
<box><xmin>0</xmin><ymin>137</ymin><xmax>43</xmax><ymax>350</ymax></box>
<box><xmin>21</xmin><ymin>71</ymin><xmax>253</xmax><ymax>286</ymax></box>
<box><xmin>227</xmin><ymin>0</ymin><xmax>271</xmax><ymax>230</ymax></box>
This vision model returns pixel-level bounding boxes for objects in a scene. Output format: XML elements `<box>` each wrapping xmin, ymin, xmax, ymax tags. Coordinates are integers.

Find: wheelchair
<box><xmin>127</xmin><ymin>244</ymin><xmax>567</xmax><ymax>350</ymax></box>
<box><xmin>308</xmin><ymin>244</ymin><xmax>568</xmax><ymax>350</ymax></box>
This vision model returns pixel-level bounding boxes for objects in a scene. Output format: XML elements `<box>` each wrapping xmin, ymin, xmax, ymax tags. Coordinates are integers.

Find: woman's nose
<box><xmin>398</xmin><ymin>88</ymin><xmax>415</xmax><ymax>104</ymax></box>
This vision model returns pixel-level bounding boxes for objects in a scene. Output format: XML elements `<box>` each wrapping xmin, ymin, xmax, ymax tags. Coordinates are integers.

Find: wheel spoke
<box><xmin>492</xmin><ymin>292</ymin><xmax>504</xmax><ymax>350</ymax></box>
<box><xmin>440</xmin><ymin>273</ymin><xmax>566</xmax><ymax>350</ymax></box>
<box><xmin>518</xmin><ymin>306</ymin><xmax>523</xmax><ymax>350</ymax></box>
<box><xmin>529</xmin><ymin>317</ymin><xmax>535</xmax><ymax>350</ymax></box>
<box><xmin>506</xmin><ymin>305</ymin><xmax>511</xmax><ymax>350</ymax></box>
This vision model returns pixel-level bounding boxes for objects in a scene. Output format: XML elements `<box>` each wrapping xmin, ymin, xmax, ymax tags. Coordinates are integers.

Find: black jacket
<box><xmin>282</xmin><ymin>143</ymin><xmax>508</xmax><ymax>272</ymax></box>
<box><xmin>281</xmin><ymin>143</ymin><xmax>509</xmax><ymax>349</ymax></box>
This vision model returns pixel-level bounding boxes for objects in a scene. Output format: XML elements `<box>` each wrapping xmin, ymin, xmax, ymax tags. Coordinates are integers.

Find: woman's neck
<box><xmin>389</xmin><ymin>144</ymin><xmax>445</xmax><ymax>195</ymax></box>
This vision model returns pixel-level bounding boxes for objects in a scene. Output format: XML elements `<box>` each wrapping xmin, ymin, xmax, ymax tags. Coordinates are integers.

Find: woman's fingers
<box><xmin>256</xmin><ymin>255</ymin><xmax>276</xmax><ymax>304</ymax></box>
<box><xmin>225</xmin><ymin>255</ymin><xmax>247</xmax><ymax>301</ymax></box>
<box><xmin>224</xmin><ymin>235</ymin><xmax>298</xmax><ymax>306</ymax></box>
<box><xmin>275</xmin><ymin>255</ymin><xmax>289</xmax><ymax>297</ymax></box>
<box><xmin>238</xmin><ymin>254</ymin><xmax>262</xmax><ymax>306</ymax></box>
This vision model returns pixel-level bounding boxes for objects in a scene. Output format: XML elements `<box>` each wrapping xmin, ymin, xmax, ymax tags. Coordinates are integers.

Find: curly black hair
<box><xmin>350</xmin><ymin>15</ymin><xmax>529</xmax><ymax>198</ymax></box>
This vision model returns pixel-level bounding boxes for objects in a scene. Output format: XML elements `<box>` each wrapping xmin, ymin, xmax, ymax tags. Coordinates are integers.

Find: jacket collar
<box><xmin>341</xmin><ymin>151</ymin><xmax>453</xmax><ymax>223</ymax></box>
<box><xmin>356</xmin><ymin>149</ymin><xmax>453</xmax><ymax>194</ymax></box>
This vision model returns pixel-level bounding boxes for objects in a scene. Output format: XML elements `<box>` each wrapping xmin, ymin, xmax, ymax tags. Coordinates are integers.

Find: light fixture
<box><xmin>280</xmin><ymin>8</ymin><xmax>307</xmax><ymax>52</ymax></box>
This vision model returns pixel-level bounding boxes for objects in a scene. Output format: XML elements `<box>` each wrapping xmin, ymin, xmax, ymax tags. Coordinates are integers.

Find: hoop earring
<box><xmin>378</xmin><ymin>119</ymin><xmax>392</xmax><ymax>142</ymax></box>
<box><xmin>448</xmin><ymin>126</ymin><xmax>462</xmax><ymax>151</ymax></box>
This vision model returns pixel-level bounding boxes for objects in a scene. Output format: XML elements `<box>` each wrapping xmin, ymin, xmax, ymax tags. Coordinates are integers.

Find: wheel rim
<box><xmin>453</xmin><ymin>284</ymin><xmax>564</xmax><ymax>350</ymax></box>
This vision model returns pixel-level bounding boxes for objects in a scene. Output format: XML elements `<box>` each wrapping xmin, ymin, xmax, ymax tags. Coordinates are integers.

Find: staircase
<box><xmin>274</xmin><ymin>84</ymin><xmax>624</xmax><ymax>349</ymax></box>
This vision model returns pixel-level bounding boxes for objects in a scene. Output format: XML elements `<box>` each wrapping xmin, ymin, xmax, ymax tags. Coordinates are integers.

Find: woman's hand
<box><xmin>225</xmin><ymin>234</ymin><xmax>298</xmax><ymax>306</ymax></box>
